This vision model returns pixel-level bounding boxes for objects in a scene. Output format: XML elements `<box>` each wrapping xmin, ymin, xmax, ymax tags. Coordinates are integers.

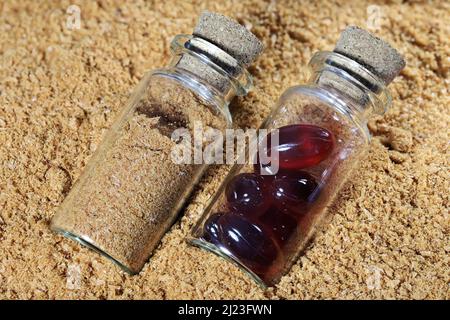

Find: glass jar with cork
<box><xmin>190</xmin><ymin>26</ymin><xmax>406</xmax><ymax>286</ymax></box>
<box><xmin>51</xmin><ymin>12</ymin><xmax>264</xmax><ymax>274</ymax></box>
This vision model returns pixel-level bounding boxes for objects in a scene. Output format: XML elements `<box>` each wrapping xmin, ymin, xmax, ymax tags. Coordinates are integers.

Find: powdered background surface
<box><xmin>0</xmin><ymin>0</ymin><xmax>448</xmax><ymax>299</ymax></box>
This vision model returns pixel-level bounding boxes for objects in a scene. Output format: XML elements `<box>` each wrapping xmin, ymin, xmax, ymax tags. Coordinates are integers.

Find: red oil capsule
<box><xmin>271</xmin><ymin>170</ymin><xmax>318</xmax><ymax>216</ymax></box>
<box><xmin>225</xmin><ymin>173</ymin><xmax>271</xmax><ymax>216</ymax></box>
<box><xmin>215</xmin><ymin>213</ymin><xmax>280</xmax><ymax>274</ymax></box>
<box><xmin>259</xmin><ymin>206</ymin><xmax>298</xmax><ymax>247</ymax></box>
<box><xmin>256</xmin><ymin>124</ymin><xmax>334</xmax><ymax>174</ymax></box>
<box><xmin>202</xmin><ymin>212</ymin><xmax>224</xmax><ymax>245</ymax></box>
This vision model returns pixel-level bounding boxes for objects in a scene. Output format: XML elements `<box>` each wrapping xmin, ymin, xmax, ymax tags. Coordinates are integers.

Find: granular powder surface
<box><xmin>0</xmin><ymin>0</ymin><xmax>448</xmax><ymax>299</ymax></box>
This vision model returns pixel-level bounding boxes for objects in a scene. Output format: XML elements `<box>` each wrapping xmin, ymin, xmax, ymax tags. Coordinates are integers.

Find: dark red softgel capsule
<box><xmin>225</xmin><ymin>173</ymin><xmax>270</xmax><ymax>216</ymax></box>
<box><xmin>202</xmin><ymin>212</ymin><xmax>224</xmax><ymax>245</ymax></box>
<box><xmin>219</xmin><ymin>214</ymin><xmax>279</xmax><ymax>273</ymax></box>
<box><xmin>256</xmin><ymin>124</ymin><xmax>334</xmax><ymax>173</ymax></box>
<box><xmin>272</xmin><ymin>170</ymin><xmax>318</xmax><ymax>216</ymax></box>
<box><xmin>259</xmin><ymin>206</ymin><xmax>298</xmax><ymax>247</ymax></box>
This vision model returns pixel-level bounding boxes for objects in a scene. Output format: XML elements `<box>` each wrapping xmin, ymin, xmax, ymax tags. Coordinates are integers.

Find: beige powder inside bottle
<box><xmin>52</xmin><ymin>75</ymin><xmax>228</xmax><ymax>273</ymax></box>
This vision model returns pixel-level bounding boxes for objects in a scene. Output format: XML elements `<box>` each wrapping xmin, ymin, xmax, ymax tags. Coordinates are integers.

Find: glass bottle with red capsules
<box><xmin>190</xmin><ymin>26</ymin><xmax>405</xmax><ymax>286</ymax></box>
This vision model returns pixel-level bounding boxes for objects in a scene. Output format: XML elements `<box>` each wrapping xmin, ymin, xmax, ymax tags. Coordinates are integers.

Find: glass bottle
<box><xmin>51</xmin><ymin>12</ymin><xmax>263</xmax><ymax>274</ymax></box>
<box><xmin>190</xmin><ymin>40</ymin><xmax>404</xmax><ymax>286</ymax></box>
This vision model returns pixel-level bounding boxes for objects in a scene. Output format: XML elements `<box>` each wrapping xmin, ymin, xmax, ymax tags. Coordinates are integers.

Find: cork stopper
<box><xmin>317</xmin><ymin>26</ymin><xmax>405</xmax><ymax>111</ymax></box>
<box><xmin>193</xmin><ymin>11</ymin><xmax>264</xmax><ymax>67</ymax></box>
<box><xmin>334</xmin><ymin>26</ymin><xmax>405</xmax><ymax>85</ymax></box>
<box><xmin>175</xmin><ymin>12</ymin><xmax>264</xmax><ymax>94</ymax></box>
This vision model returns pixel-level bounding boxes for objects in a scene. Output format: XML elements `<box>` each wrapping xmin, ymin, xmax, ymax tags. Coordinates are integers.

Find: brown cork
<box><xmin>193</xmin><ymin>11</ymin><xmax>264</xmax><ymax>67</ymax></box>
<box><xmin>176</xmin><ymin>11</ymin><xmax>263</xmax><ymax>93</ymax></box>
<box><xmin>319</xmin><ymin>26</ymin><xmax>406</xmax><ymax>107</ymax></box>
<box><xmin>334</xmin><ymin>26</ymin><xmax>406</xmax><ymax>85</ymax></box>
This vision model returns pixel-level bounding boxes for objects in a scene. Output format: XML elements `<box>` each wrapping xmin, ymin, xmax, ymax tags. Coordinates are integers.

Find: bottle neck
<box><xmin>308</xmin><ymin>51</ymin><xmax>392</xmax><ymax>125</ymax></box>
<box><xmin>164</xmin><ymin>35</ymin><xmax>253</xmax><ymax>111</ymax></box>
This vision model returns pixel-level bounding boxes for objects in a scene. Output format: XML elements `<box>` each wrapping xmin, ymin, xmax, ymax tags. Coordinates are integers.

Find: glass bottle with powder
<box><xmin>190</xmin><ymin>26</ymin><xmax>405</xmax><ymax>286</ymax></box>
<box><xmin>51</xmin><ymin>12</ymin><xmax>264</xmax><ymax>274</ymax></box>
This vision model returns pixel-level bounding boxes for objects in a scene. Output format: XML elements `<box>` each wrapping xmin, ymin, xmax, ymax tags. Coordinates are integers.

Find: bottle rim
<box><xmin>170</xmin><ymin>34</ymin><xmax>254</xmax><ymax>97</ymax></box>
<box><xmin>309</xmin><ymin>51</ymin><xmax>392</xmax><ymax>115</ymax></box>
